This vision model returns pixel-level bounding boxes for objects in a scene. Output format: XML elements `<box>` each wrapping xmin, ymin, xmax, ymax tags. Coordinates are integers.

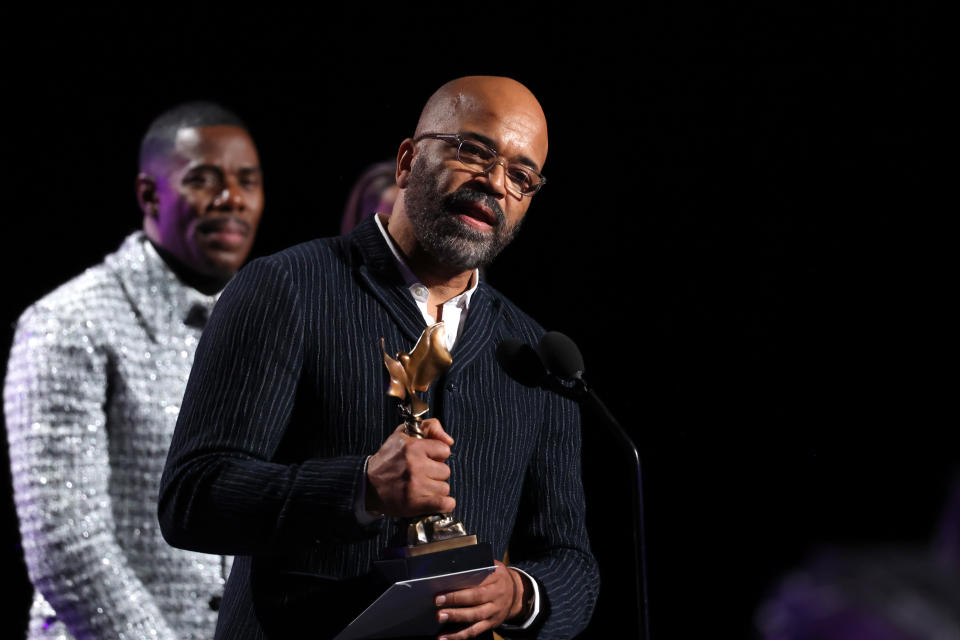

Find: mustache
<box><xmin>443</xmin><ymin>188</ymin><xmax>505</xmax><ymax>225</ymax></box>
<box><xmin>195</xmin><ymin>216</ymin><xmax>251</xmax><ymax>235</ymax></box>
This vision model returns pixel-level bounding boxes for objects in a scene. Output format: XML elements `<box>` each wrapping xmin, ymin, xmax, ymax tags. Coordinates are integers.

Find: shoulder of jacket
<box><xmin>479</xmin><ymin>281</ymin><xmax>546</xmax><ymax>341</ymax></box>
<box><xmin>15</xmin><ymin>263</ymin><xmax>125</xmax><ymax>341</ymax></box>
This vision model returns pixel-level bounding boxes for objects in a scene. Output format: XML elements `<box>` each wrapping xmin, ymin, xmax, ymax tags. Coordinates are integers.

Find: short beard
<box><xmin>403</xmin><ymin>158</ymin><xmax>523</xmax><ymax>272</ymax></box>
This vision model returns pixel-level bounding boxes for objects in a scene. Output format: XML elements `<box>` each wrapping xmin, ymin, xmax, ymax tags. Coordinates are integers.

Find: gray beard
<box><xmin>403</xmin><ymin>159</ymin><xmax>522</xmax><ymax>272</ymax></box>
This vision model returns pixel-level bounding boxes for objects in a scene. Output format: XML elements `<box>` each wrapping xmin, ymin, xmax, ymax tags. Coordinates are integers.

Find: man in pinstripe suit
<box><xmin>160</xmin><ymin>77</ymin><xmax>598</xmax><ymax>639</ymax></box>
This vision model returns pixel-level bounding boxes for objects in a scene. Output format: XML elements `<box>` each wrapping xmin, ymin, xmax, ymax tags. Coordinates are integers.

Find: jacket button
<box><xmin>209</xmin><ymin>595</ymin><xmax>222</xmax><ymax>611</ymax></box>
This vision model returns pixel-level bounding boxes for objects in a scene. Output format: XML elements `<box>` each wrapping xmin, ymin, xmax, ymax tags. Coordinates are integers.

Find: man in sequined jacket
<box><xmin>3</xmin><ymin>101</ymin><xmax>265</xmax><ymax>640</ymax></box>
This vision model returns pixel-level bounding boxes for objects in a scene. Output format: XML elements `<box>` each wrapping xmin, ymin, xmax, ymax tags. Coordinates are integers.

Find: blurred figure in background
<box><xmin>756</xmin><ymin>474</ymin><xmax>960</xmax><ymax>640</ymax></box>
<box><xmin>340</xmin><ymin>160</ymin><xmax>397</xmax><ymax>234</ymax></box>
<box><xmin>4</xmin><ymin>101</ymin><xmax>265</xmax><ymax>640</ymax></box>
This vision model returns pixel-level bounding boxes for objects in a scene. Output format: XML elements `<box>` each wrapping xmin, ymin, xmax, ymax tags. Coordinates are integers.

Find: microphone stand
<box><xmin>560</xmin><ymin>373</ymin><xmax>651</xmax><ymax>640</ymax></box>
<box><xmin>495</xmin><ymin>337</ymin><xmax>650</xmax><ymax>637</ymax></box>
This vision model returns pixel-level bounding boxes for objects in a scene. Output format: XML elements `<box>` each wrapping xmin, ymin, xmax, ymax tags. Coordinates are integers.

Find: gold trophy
<box><xmin>332</xmin><ymin>323</ymin><xmax>494</xmax><ymax>638</ymax></box>
<box><xmin>379</xmin><ymin>322</ymin><xmax>478</xmax><ymax>555</ymax></box>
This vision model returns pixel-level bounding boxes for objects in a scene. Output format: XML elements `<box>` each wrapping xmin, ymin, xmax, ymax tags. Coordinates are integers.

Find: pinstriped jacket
<box><xmin>159</xmin><ymin>216</ymin><xmax>599</xmax><ymax>638</ymax></box>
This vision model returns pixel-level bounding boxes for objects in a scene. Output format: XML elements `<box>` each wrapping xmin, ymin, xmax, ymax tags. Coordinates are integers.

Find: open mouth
<box><xmin>456</xmin><ymin>202</ymin><xmax>499</xmax><ymax>229</ymax></box>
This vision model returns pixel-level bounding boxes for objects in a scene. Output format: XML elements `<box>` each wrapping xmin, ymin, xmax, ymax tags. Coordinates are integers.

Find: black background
<box><xmin>1</xmin><ymin>3</ymin><xmax>950</xmax><ymax>638</ymax></box>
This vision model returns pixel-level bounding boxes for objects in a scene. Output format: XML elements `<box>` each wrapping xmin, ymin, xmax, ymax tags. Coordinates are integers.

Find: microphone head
<box><xmin>496</xmin><ymin>338</ymin><xmax>548</xmax><ymax>388</ymax></box>
<box><xmin>538</xmin><ymin>331</ymin><xmax>585</xmax><ymax>380</ymax></box>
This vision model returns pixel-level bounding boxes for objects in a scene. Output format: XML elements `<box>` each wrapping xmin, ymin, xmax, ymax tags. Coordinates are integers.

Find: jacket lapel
<box><xmin>447</xmin><ymin>283</ymin><xmax>504</xmax><ymax>377</ymax></box>
<box><xmin>350</xmin><ymin>217</ymin><xmax>427</xmax><ymax>345</ymax></box>
<box><xmin>107</xmin><ymin>232</ymin><xmax>219</xmax><ymax>344</ymax></box>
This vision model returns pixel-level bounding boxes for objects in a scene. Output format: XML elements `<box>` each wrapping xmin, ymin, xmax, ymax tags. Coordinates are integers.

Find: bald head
<box><xmin>415</xmin><ymin>76</ymin><xmax>548</xmax><ymax>168</ymax></box>
<box><xmin>388</xmin><ymin>76</ymin><xmax>549</xmax><ymax>276</ymax></box>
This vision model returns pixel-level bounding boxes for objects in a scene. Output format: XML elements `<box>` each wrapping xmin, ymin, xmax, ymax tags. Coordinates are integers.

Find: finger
<box><xmin>411</xmin><ymin>477</ymin><xmax>451</xmax><ymax>499</ymax></box>
<box><xmin>437</xmin><ymin>618</ymin><xmax>493</xmax><ymax>640</ymax></box>
<box><xmin>420</xmin><ymin>418</ymin><xmax>454</xmax><ymax>445</ymax></box>
<box><xmin>404</xmin><ymin>492</ymin><xmax>457</xmax><ymax>517</ymax></box>
<box><xmin>438</xmin><ymin>601</ymin><xmax>496</xmax><ymax>624</ymax></box>
<box><xmin>415</xmin><ymin>438</ymin><xmax>452</xmax><ymax>462</ymax></box>
<box><xmin>436</xmin><ymin>584</ymin><xmax>487</xmax><ymax>608</ymax></box>
<box><xmin>415</xmin><ymin>494</ymin><xmax>456</xmax><ymax>514</ymax></box>
<box><xmin>435</xmin><ymin>567</ymin><xmax>510</xmax><ymax>609</ymax></box>
<box><xmin>415</xmin><ymin>458</ymin><xmax>450</xmax><ymax>481</ymax></box>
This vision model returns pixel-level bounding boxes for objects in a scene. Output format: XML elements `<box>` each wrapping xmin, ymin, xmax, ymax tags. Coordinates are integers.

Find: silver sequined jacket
<box><xmin>5</xmin><ymin>233</ymin><xmax>231</xmax><ymax>640</ymax></box>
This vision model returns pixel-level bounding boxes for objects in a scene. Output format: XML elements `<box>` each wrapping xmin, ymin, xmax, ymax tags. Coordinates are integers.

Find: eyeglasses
<box><xmin>414</xmin><ymin>132</ymin><xmax>546</xmax><ymax>197</ymax></box>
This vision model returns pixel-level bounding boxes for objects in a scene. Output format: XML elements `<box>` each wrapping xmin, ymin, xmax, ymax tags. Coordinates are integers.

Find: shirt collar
<box><xmin>373</xmin><ymin>213</ymin><xmax>479</xmax><ymax>311</ymax></box>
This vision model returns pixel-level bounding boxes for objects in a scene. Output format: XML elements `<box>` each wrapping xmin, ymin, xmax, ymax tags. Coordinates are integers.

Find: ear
<box><xmin>395</xmin><ymin>139</ymin><xmax>416</xmax><ymax>189</ymax></box>
<box><xmin>136</xmin><ymin>172</ymin><xmax>159</xmax><ymax>218</ymax></box>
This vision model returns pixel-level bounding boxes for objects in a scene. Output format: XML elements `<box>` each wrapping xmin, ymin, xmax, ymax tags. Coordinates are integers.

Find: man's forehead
<box><xmin>171</xmin><ymin>125</ymin><xmax>258</xmax><ymax>164</ymax></box>
<box><xmin>417</xmin><ymin>78</ymin><xmax>549</xmax><ymax>165</ymax></box>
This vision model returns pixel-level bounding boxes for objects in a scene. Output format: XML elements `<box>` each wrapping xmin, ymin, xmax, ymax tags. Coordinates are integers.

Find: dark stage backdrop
<box><xmin>1</xmin><ymin>5</ymin><xmax>949</xmax><ymax>639</ymax></box>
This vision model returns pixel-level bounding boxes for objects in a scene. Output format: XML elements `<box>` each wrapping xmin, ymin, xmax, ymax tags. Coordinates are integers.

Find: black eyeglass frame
<box><xmin>413</xmin><ymin>132</ymin><xmax>547</xmax><ymax>196</ymax></box>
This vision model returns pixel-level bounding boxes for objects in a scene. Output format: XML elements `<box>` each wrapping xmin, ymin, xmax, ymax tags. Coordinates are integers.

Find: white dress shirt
<box><xmin>374</xmin><ymin>213</ymin><xmax>478</xmax><ymax>349</ymax></box>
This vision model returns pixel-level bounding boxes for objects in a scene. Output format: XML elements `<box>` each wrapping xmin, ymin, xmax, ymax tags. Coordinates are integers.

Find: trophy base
<box><xmin>375</xmin><ymin>540</ymin><xmax>493</xmax><ymax>583</ymax></box>
<box><xmin>392</xmin><ymin>534</ymin><xmax>478</xmax><ymax>558</ymax></box>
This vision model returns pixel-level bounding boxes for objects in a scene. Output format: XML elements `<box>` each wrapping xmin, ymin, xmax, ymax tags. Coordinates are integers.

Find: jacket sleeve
<box><xmin>506</xmin><ymin>392</ymin><xmax>600</xmax><ymax>638</ymax></box>
<box><xmin>159</xmin><ymin>257</ymin><xmax>376</xmax><ymax>556</ymax></box>
<box><xmin>4</xmin><ymin>305</ymin><xmax>178</xmax><ymax>640</ymax></box>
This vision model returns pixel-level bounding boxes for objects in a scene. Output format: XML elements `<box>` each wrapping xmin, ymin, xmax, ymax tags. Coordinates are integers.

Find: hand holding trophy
<box><xmin>379</xmin><ymin>322</ymin><xmax>476</xmax><ymax>552</ymax></box>
<box><xmin>336</xmin><ymin>322</ymin><xmax>495</xmax><ymax>639</ymax></box>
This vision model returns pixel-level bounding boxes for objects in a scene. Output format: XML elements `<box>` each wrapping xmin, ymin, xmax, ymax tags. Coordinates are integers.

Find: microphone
<box><xmin>537</xmin><ymin>331</ymin><xmax>585</xmax><ymax>381</ymax></box>
<box><xmin>496</xmin><ymin>337</ymin><xmax>583</xmax><ymax>400</ymax></box>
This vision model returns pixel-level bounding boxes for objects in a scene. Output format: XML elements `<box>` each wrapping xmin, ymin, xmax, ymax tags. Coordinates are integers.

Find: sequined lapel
<box><xmin>105</xmin><ymin>232</ymin><xmax>219</xmax><ymax>343</ymax></box>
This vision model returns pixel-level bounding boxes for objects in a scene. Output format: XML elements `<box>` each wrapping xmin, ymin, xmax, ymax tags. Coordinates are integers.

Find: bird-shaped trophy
<box><xmin>335</xmin><ymin>323</ymin><xmax>494</xmax><ymax>639</ymax></box>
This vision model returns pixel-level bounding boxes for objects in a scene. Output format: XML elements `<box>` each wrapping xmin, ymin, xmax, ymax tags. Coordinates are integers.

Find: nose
<box><xmin>479</xmin><ymin>161</ymin><xmax>508</xmax><ymax>199</ymax></box>
<box><xmin>211</xmin><ymin>181</ymin><xmax>246</xmax><ymax>213</ymax></box>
